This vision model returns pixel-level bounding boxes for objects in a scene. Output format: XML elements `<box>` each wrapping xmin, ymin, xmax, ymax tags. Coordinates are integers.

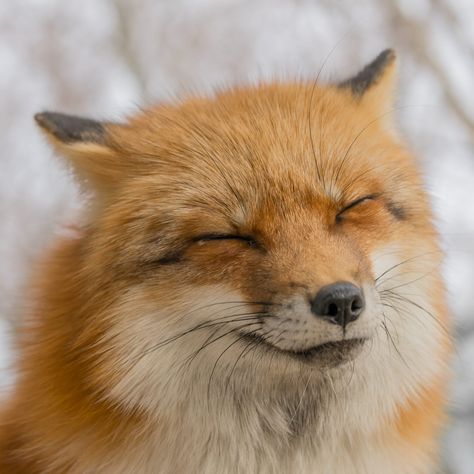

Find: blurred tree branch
<box><xmin>384</xmin><ymin>0</ymin><xmax>474</xmax><ymax>142</ymax></box>
<box><xmin>431</xmin><ymin>0</ymin><xmax>474</xmax><ymax>61</ymax></box>
<box><xmin>112</xmin><ymin>0</ymin><xmax>148</xmax><ymax>100</ymax></box>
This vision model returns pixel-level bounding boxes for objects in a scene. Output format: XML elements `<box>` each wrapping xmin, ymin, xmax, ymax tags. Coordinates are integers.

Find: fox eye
<box><xmin>336</xmin><ymin>194</ymin><xmax>377</xmax><ymax>223</ymax></box>
<box><xmin>194</xmin><ymin>234</ymin><xmax>259</xmax><ymax>249</ymax></box>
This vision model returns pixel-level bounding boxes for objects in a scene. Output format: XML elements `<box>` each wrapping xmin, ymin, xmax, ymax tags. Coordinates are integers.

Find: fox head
<box><xmin>34</xmin><ymin>50</ymin><xmax>448</xmax><ymax>433</ymax></box>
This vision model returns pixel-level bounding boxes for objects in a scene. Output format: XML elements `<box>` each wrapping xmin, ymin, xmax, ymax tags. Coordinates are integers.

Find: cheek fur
<box><xmin>94</xmin><ymin>285</ymin><xmax>253</xmax><ymax>407</ymax></box>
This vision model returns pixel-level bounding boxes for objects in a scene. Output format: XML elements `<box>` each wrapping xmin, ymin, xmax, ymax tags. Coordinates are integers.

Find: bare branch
<box><xmin>112</xmin><ymin>0</ymin><xmax>148</xmax><ymax>100</ymax></box>
<box><xmin>384</xmin><ymin>0</ymin><xmax>474</xmax><ymax>141</ymax></box>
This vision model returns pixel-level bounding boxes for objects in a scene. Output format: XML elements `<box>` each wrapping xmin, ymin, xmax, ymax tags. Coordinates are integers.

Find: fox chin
<box><xmin>0</xmin><ymin>49</ymin><xmax>451</xmax><ymax>474</ymax></box>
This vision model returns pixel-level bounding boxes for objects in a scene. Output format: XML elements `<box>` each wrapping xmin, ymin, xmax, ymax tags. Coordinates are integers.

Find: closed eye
<box><xmin>194</xmin><ymin>233</ymin><xmax>260</xmax><ymax>248</ymax></box>
<box><xmin>336</xmin><ymin>194</ymin><xmax>379</xmax><ymax>222</ymax></box>
<box><xmin>153</xmin><ymin>233</ymin><xmax>260</xmax><ymax>266</ymax></box>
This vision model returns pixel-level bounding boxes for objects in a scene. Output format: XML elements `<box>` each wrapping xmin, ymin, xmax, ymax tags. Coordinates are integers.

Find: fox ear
<box><xmin>35</xmin><ymin>111</ymin><xmax>121</xmax><ymax>190</ymax></box>
<box><xmin>339</xmin><ymin>49</ymin><xmax>398</xmax><ymax>123</ymax></box>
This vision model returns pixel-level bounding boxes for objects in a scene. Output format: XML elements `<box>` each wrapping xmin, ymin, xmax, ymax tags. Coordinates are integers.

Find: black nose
<box><xmin>311</xmin><ymin>282</ymin><xmax>364</xmax><ymax>329</ymax></box>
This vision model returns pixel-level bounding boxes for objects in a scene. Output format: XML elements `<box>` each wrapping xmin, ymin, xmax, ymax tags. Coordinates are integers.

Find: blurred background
<box><xmin>0</xmin><ymin>0</ymin><xmax>473</xmax><ymax>472</ymax></box>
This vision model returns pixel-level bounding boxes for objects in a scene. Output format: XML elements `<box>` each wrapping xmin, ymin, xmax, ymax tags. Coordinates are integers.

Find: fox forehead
<box><xmin>113</xmin><ymin>83</ymin><xmax>397</xmax><ymax>183</ymax></box>
<box><xmin>109</xmin><ymin>83</ymin><xmax>415</xmax><ymax>223</ymax></box>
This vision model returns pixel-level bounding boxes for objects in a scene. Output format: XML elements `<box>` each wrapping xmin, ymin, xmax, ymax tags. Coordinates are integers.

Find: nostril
<box><xmin>351</xmin><ymin>298</ymin><xmax>363</xmax><ymax>312</ymax></box>
<box><xmin>327</xmin><ymin>303</ymin><xmax>339</xmax><ymax>317</ymax></box>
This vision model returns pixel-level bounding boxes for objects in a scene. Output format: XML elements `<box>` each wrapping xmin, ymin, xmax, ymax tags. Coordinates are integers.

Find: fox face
<box><xmin>33</xmin><ymin>50</ymin><xmax>448</xmax><ymax>448</ymax></box>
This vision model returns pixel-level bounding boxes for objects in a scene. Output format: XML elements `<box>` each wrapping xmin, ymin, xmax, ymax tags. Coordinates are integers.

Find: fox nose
<box><xmin>311</xmin><ymin>282</ymin><xmax>364</xmax><ymax>329</ymax></box>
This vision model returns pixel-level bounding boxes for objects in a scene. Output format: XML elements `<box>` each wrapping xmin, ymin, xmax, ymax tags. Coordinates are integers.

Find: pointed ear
<box><xmin>34</xmin><ymin>111</ymin><xmax>121</xmax><ymax>189</ymax></box>
<box><xmin>339</xmin><ymin>49</ymin><xmax>398</xmax><ymax>121</ymax></box>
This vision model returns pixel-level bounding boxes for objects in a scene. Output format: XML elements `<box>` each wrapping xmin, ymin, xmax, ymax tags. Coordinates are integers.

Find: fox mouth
<box><xmin>240</xmin><ymin>332</ymin><xmax>367</xmax><ymax>366</ymax></box>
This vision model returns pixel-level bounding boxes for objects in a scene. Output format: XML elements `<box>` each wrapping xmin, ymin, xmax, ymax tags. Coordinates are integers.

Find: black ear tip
<box><xmin>34</xmin><ymin>111</ymin><xmax>68</xmax><ymax>134</ymax></box>
<box><xmin>33</xmin><ymin>111</ymin><xmax>105</xmax><ymax>144</ymax></box>
<box><xmin>339</xmin><ymin>48</ymin><xmax>397</xmax><ymax>96</ymax></box>
<box><xmin>375</xmin><ymin>48</ymin><xmax>396</xmax><ymax>66</ymax></box>
<box><xmin>34</xmin><ymin>111</ymin><xmax>53</xmax><ymax>128</ymax></box>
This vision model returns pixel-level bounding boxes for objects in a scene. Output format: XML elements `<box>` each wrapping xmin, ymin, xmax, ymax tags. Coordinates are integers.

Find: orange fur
<box><xmin>1</xmin><ymin>52</ymin><xmax>451</xmax><ymax>473</ymax></box>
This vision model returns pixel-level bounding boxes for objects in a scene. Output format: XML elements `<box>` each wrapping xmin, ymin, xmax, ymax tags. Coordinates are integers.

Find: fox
<box><xmin>0</xmin><ymin>49</ymin><xmax>451</xmax><ymax>473</ymax></box>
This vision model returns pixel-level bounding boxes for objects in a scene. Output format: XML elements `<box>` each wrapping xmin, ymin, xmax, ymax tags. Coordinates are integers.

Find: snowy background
<box><xmin>1</xmin><ymin>1</ymin><xmax>473</xmax><ymax>472</ymax></box>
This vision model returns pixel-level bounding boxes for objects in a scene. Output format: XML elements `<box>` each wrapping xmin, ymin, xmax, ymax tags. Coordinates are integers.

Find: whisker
<box><xmin>374</xmin><ymin>251</ymin><xmax>441</xmax><ymax>285</ymax></box>
<box><xmin>308</xmin><ymin>37</ymin><xmax>346</xmax><ymax>187</ymax></box>
<box><xmin>377</xmin><ymin>266</ymin><xmax>439</xmax><ymax>292</ymax></box>
<box><xmin>338</xmin><ymin>161</ymin><xmax>394</xmax><ymax>197</ymax></box>
<box><xmin>206</xmin><ymin>329</ymin><xmax>260</xmax><ymax>405</ymax></box>
<box><xmin>131</xmin><ymin>312</ymin><xmax>268</xmax><ymax>365</ymax></box>
<box><xmin>381</xmin><ymin>301</ymin><xmax>438</xmax><ymax>342</ymax></box>
<box><xmin>380</xmin><ymin>318</ymin><xmax>409</xmax><ymax>368</ymax></box>
<box><xmin>171</xmin><ymin>325</ymin><xmax>223</xmax><ymax>376</ymax></box>
<box><xmin>381</xmin><ymin>292</ymin><xmax>457</xmax><ymax>358</ymax></box>
<box><xmin>345</xmin><ymin>356</ymin><xmax>356</xmax><ymax>388</ymax></box>
<box><xmin>177</xmin><ymin>319</ymin><xmax>265</xmax><ymax>374</ymax></box>
<box><xmin>169</xmin><ymin>300</ymin><xmax>279</xmax><ymax>326</ymax></box>
<box><xmin>381</xmin><ymin>290</ymin><xmax>452</xmax><ymax>340</ymax></box>
<box><xmin>222</xmin><ymin>328</ymin><xmax>275</xmax><ymax>398</ymax></box>
<box><xmin>329</xmin><ymin>103</ymin><xmax>449</xmax><ymax>195</ymax></box>
<box><xmin>288</xmin><ymin>371</ymin><xmax>313</xmax><ymax>432</ymax></box>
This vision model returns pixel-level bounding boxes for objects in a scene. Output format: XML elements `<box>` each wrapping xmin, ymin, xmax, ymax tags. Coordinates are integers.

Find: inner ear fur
<box><xmin>35</xmin><ymin>111</ymin><xmax>122</xmax><ymax>189</ymax></box>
